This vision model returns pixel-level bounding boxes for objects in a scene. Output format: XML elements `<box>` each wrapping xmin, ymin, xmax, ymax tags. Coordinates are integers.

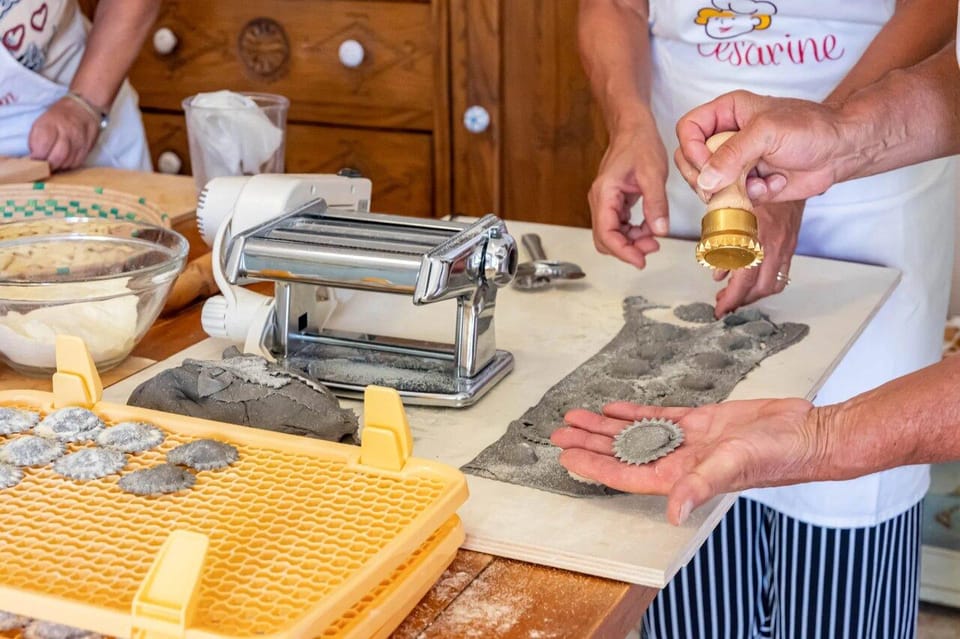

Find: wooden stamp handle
<box><xmin>705</xmin><ymin>132</ymin><xmax>752</xmax><ymax>213</ymax></box>
<box><xmin>695</xmin><ymin>131</ymin><xmax>763</xmax><ymax>270</ymax></box>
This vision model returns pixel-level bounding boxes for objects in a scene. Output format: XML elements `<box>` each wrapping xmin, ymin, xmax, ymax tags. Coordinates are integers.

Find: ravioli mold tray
<box><xmin>0</xmin><ymin>337</ymin><xmax>467</xmax><ymax>639</ymax></box>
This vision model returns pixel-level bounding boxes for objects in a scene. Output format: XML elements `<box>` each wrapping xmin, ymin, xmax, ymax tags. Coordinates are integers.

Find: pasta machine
<box><xmin>198</xmin><ymin>173</ymin><xmax>518</xmax><ymax>407</ymax></box>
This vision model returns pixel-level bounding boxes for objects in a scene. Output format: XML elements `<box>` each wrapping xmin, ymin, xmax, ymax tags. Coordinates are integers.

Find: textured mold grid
<box><xmin>0</xmin><ymin>517</ymin><xmax>463</xmax><ymax>639</ymax></box>
<box><xmin>0</xmin><ymin>397</ymin><xmax>458</xmax><ymax>639</ymax></box>
<box><xmin>320</xmin><ymin>516</ymin><xmax>462</xmax><ymax>638</ymax></box>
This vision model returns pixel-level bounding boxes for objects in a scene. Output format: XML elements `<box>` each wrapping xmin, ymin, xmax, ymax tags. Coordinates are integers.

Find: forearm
<box><xmin>828</xmin><ymin>43</ymin><xmax>960</xmax><ymax>183</ymax></box>
<box><xmin>69</xmin><ymin>0</ymin><xmax>160</xmax><ymax>111</ymax></box>
<box><xmin>809</xmin><ymin>354</ymin><xmax>960</xmax><ymax>480</ymax></box>
<box><xmin>579</xmin><ymin>0</ymin><xmax>653</xmax><ymax>133</ymax></box>
<box><xmin>826</xmin><ymin>0</ymin><xmax>957</xmax><ymax>104</ymax></box>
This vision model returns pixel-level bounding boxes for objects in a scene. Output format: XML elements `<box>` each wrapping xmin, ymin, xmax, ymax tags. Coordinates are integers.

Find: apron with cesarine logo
<box><xmin>646</xmin><ymin>1</ymin><xmax>954</xmax><ymax>528</ymax></box>
<box><xmin>0</xmin><ymin>0</ymin><xmax>150</xmax><ymax>170</ymax></box>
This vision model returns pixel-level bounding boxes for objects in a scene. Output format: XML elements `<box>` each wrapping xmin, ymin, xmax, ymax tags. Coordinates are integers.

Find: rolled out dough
<box><xmin>462</xmin><ymin>297</ymin><xmax>808</xmax><ymax>497</ymax></box>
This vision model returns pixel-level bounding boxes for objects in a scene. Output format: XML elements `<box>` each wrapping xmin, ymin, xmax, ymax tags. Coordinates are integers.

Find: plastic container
<box><xmin>183</xmin><ymin>91</ymin><xmax>289</xmax><ymax>193</ymax></box>
<box><xmin>0</xmin><ymin>218</ymin><xmax>188</xmax><ymax>375</ymax></box>
<box><xmin>0</xmin><ymin>338</ymin><xmax>468</xmax><ymax>639</ymax></box>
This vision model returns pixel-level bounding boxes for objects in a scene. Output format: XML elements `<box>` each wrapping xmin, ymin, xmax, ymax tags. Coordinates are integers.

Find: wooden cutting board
<box><xmin>0</xmin><ymin>356</ymin><xmax>156</xmax><ymax>392</ymax></box>
<box><xmin>103</xmin><ymin>220</ymin><xmax>900</xmax><ymax>589</ymax></box>
<box><xmin>45</xmin><ymin>167</ymin><xmax>198</xmax><ymax>225</ymax></box>
<box><xmin>0</xmin><ymin>157</ymin><xmax>50</xmax><ymax>183</ymax></box>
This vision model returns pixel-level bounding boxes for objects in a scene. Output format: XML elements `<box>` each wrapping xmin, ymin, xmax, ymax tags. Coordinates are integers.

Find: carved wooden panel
<box><xmin>131</xmin><ymin>0</ymin><xmax>437</xmax><ymax>130</ymax></box>
<box><xmin>118</xmin><ymin>0</ymin><xmax>601</xmax><ymax>225</ymax></box>
<box><xmin>285</xmin><ymin>124</ymin><xmax>435</xmax><ymax>217</ymax></box>
<box><xmin>142</xmin><ymin>112</ymin><xmax>434</xmax><ymax>217</ymax></box>
<box><xmin>501</xmin><ymin>0</ymin><xmax>606</xmax><ymax>228</ymax></box>
<box><xmin>449</xmin><ymin>0</ymin><xmax>605</xmax><ymax>226</ymax></box>
<box><xmin>237</xmin><ymin>17</ymin><xmax>290</xmax><ymax>80</ymax></box>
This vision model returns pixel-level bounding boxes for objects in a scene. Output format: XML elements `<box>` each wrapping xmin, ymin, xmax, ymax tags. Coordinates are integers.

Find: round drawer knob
<box><xmin>338</xmin><ymin>39</ymin><xmax>365</xmax><ymax>68</ymax></box>
<box><xmin>463</xmin><ymin>105</ymin><xmax>491</xmax><ymax>134</ymax></box>
<box><xmin>152</xmin><ymin>27</ymin><xmax>178</xmax><ymax>56</ymax></box>
<box><xmin>157</xmin><ymin>150</ymin><xmax>183</xmax><ymax>175</ymax></box>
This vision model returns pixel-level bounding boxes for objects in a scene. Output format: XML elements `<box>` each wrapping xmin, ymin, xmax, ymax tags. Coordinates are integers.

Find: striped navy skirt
<box><xmin>642</xmin><ymin>496</ymin><xmax>922</xmax><ymax>639</ymax></box>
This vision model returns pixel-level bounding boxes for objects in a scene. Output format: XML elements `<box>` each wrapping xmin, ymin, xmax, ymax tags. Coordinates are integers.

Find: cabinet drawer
<box><xmin>142</xmin><ymin>112</ymin><xmax>434</xmax><ymax>218</ymax></box>
<box><xmin>133</xmin><ymin>0</ymin><xmax>436</xmax><ymax>130</ymax></box>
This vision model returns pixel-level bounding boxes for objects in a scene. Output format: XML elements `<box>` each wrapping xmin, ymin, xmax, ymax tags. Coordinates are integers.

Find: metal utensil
<box><xmin>512</xmin><ymin>233</ymin><xmax>586</xmax><ymax>290</ymax></box>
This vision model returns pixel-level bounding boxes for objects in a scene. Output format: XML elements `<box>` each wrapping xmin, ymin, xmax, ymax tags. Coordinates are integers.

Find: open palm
<box><xmin>550</xmin><ymin>398</ymin><xmax>817</xmax><ymax>524</ymax></box>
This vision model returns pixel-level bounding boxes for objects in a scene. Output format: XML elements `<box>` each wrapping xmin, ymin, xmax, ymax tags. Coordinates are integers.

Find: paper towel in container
<box><xmin>183</xmin><ymin>91</ymin><xmax>288</xmax><ymax>189</ymax></box>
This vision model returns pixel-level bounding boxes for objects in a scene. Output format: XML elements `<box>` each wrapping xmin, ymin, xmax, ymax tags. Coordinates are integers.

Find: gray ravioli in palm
<box><xmin>613</xmin><ymin>419</ymin><xmax>684</xmax><ymax>465</ymax></box>
<box><xmin>462</xmin><ymin>296</ymin><xmax>808</xmax><ymax>497</ymax></box>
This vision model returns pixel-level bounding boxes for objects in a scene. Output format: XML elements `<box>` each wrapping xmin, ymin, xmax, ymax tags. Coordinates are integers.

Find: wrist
<box><xmin>834</xmin><ymin>87</ymin><xmax>893</xmax><ymax>183</ymax></box>
<box><xmin>606</xmin><ymin>102</ymin><xmax>656</xmax><ymax>138</ymax></box>
<box><xmin>63</xmin><ymin>90</ymin><xmax>109</xmax><ymax>131</ymax></box>
<box><xmin>799</xmin><ymin>404</ymin><xmax>842</xmax><ymax>482</ymax></box>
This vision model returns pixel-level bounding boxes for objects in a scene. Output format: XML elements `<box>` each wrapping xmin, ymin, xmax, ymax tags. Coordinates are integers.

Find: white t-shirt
<box><xmin>646</xmin><ymin>1</ymin><xmax>955</xmax><ymax>527</ymax></box>
<box><xmin>0</xmin><ymin>0</ymin><xmax>75</xmax><ymax>76</ymax></box>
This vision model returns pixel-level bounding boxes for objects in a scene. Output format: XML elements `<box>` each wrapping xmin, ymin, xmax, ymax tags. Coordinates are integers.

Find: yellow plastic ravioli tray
<box><xmin>0</xmin><ymin>337</ymin><xmax>468</xmax><ymax>639</ymax></box>
<box><xmin>1</xmin><ymin>515</ymin><xmax>464</xmax><ymax>639</ymax></box>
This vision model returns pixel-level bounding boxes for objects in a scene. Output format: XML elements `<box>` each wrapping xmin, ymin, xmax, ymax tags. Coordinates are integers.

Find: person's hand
<box><xmin>28</xmin><ymin>96</ymin><xmax>101</xmax><ymax>171</ymax></box>
<box><xmin>550</xmin><ymin>398</ymin><xmax>818</xmax><ymax>525</ymax></box>
<box><xmin>674</xmin><ymin>90</ymin><xmax>857</xmax><ymax>203</ymax></box>
<box><xmin>588</xmin><ymin>119</ymin><xmax>670</xmax><ymax>269</ymax></box>
<box><xmin>711</xmin><ymin>200</ymin><xmax>804</xmax><ymax>317</ymax></box>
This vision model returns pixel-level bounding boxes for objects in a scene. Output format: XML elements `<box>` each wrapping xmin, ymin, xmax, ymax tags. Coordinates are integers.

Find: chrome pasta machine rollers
<box><xmin>197</xmin><ymin>173</ymin><xmax>518</xmax><ymax>407</ymax></box>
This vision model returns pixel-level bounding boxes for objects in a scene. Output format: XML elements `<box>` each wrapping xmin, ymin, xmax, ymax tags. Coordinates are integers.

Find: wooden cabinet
<box><xmin>450</xmin><ymin>0</ymin><xmax>608</xmax><ymax>227</ymax></box>
<box><xmin>118</xmin><ymin>0</ymin><xmax>604</xmax><ymax>226</ymax></box>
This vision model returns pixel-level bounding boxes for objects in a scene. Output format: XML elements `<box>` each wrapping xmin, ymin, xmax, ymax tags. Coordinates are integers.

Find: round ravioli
<box><xmin>167</xmin><ymin>439</ymin><xmax>238</xmax><ymax>471</ymax></box>
<box><xmin>0</xmin><ymin>436</ymin><xmax>65</xmax><ymax>467</ymax></box>
<box><xmin>119</xmin><ymin>464</ymin><xmax>196</xmax><ymax>496</ymax></box>
<box><xmin>0</xmin><ymin>407</ymin><xmax>40</xmax><ymax>435</ymax></box>
<box><xmin>35</xmin><ymin>408</ymin><xmax>105</xmax><ymax>443</ymax></box>
<box><xmin>53</xmin><ymin>448</ymin><xmax>128</xmax><ymax>481</ymax></box>
<box><xmin>96</xmin><ymin>421</ymin><xmax>165</xmax><ymax>453</ymax></box>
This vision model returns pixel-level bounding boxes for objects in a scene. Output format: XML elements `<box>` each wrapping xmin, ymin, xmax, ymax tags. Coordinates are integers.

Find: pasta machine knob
<box><xmin>482</xmin><ymin>226</ymin><xmax>518</xmax><ymax>287</ymax></box>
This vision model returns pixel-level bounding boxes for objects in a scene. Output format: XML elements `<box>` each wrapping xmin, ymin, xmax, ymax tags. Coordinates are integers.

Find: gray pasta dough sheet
<box><xmin>461</xmin><ymin>296</ymin><xmax>809</xmax><ymax>497</ymax></box>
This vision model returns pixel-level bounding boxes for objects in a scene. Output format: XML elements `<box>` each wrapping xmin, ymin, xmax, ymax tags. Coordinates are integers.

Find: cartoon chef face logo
<box><xmin>696</xmin><ymin>1</ymin><xmax>777</xmax><ymax>40</ymax></box>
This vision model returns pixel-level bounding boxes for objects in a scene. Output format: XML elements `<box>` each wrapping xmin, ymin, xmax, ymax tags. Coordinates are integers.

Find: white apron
<box><xmin>0</xmin><ymin>5</ymin><xmax>150</xmax><ymax>170</ymax></box>
<box><xmin>645</xmin><ymin>1</ymin><xmax>955</xmax><ymax>528</ymax></box>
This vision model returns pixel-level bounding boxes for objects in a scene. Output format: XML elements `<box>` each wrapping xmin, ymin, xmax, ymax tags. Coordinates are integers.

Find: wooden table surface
<box><xmin>1</xmin><ymin>169</ymin><xmax>658</xmax><ymax>638</ymax></box>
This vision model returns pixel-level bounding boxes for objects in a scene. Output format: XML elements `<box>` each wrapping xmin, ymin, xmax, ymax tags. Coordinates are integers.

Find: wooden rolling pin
<box><xmin>694</xmin><ymin>131</ymin><xmax>764</xmax><ymax>270</ymax></box>
<box><xmin>162</xmin><ymin>252</ymin><xmax>218</xmax><ymax>315</ymax></box>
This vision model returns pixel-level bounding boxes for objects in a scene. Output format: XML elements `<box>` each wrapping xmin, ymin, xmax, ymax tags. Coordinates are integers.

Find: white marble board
<box><xmin>105</xmin><ymin>220</ymin><xmax>900</xmax><ymax>588</ymax></box>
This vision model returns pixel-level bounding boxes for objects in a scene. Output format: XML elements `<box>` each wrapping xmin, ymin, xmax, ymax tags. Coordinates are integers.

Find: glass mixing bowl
<box><xmin>0</xmin><ymin>218</ymin><xmax>188</xmax><ymax>376</ymax></box>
